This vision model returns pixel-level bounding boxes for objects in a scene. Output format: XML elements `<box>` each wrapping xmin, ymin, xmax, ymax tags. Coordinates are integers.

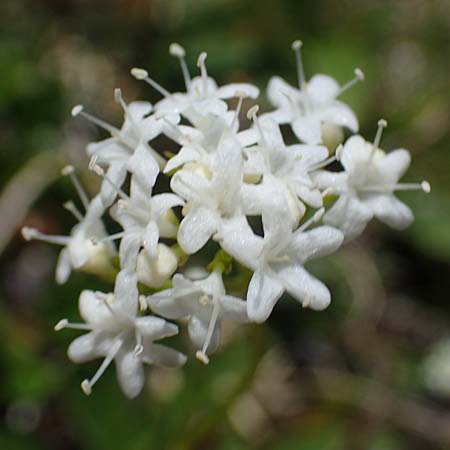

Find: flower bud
<box><xmin>321</xmin><ymin>123</ymin><xmax>344</xmax><ymax>153</ymax></box>
<box><xmin>137</xmin><ymin>244</ymin><xmax>178</xmax><ymax>288</ymax></box>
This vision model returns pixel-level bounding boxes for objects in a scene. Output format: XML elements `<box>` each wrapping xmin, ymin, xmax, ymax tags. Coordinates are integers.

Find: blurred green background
<box><xmin>1</xmin><ymin>0</ymin><xmax>450</xmax><ymax>449</ymax></box>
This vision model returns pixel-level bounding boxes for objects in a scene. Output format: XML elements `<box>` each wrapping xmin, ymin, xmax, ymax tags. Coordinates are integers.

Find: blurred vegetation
<box><xmin>1</xmin><ymin>0</ymin><xmax>450</xmax><ymax>449</ymax></box>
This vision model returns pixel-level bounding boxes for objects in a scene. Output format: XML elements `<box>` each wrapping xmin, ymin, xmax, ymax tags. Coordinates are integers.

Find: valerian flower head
<box><xmin>22</xmin><ymin>41</ymin><xmax>430</xmax><ymax>398</ymax></box>
<box><xmin>266</xmin><ymin>40</ymin><xmax>363</xmax><ymax>144</ymax></box>
<box><xmin>55</xmin><ymin>270</ymin><xmax>186</xmax><ymax>398</ymax></box>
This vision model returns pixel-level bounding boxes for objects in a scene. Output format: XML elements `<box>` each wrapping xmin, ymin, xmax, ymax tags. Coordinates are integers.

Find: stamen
<box><xmin>92</xmin><ymin>231</ymin><xmax>125</xmax><ymax>245</ymax></box>
<box><xmin>170</xmin><ymin>42</ymin><xmax>191</xmax><ymax>90</ymax></box>
<box><xmin>131</xmin><ymin>68</ymin><xmax>172</xmax><ymax>98</ymax></box>
<box><xmin>360</xmin><ymin>181</ymin><xmax>432</xmax><ymax>193</ymax></box>
<box><xmin>197</xmin><ymin>52</ymin><xmax>209</xmax><ymax>95</ymax></box>
<box><xmin>21</xmin><ymin>227</ymin><xmax>70</xmax><ymax>246</ymax></box>
<box><xmin>54</xmin><ymin>318</ymin><xmax>93</xmax><ymax>332</ymax></box>
<box><xmin>61</xmin><ymin>165</ymin><xmax>90</xmax><ymax>210</ymax></box>
<box><xmin>291</xmin><ymin>40</ymin><xmax>306</xmax><ymax>91</ymax></box>
<box><xmin>71</xmin><ymin>105</ymin><xmax>120</xmax><ymax>136</ymax></box>
<box><xmin>81</xmin><ymin>338</ymin><xmax>123</xmax><ymax>395</ymax></box>
<box><xmin>308</xmin><ymin>155</ymin><xmax>338</xmax><ymax>172</ymax></box>
<box><xmin>114</xmin><ymin>88</ymin><xmax>137</xmax><ymax>128</ymax></box>
<box><xmin>63</xmin><ymin>201</ymin><xmax>84</xmax><ymax>222</ymax></box>
<box><xmin>337</xmin><ymin>68</ymin><xmax>365</xmax><ymax>97</ymax></box>
<box><xmin>246</xmin><ymin>105</ymin><xmax>268</xmax><ymax>147</ymax></box>
<box><xmin>91</xmin><ymin>164</ymin><xmax>130</xmax><ymax>201</ymax></box>
<box><xmin>297</xmin><ymin>207</ymin><xmax>325</xmax><ymax>233</ymax></box>
<box><xmin>231</xmin><ymin>91</ymin><xmax>245</xmax><ymax>131</ymax></box>
<box><xmin>335</xmin><ymin>144</ymin><xmax>344</xmax><ymax>161</ymax></box>
<box><xmin>370</xmin><ymin>119</ymin><xmax>387</xmax><ymax>161</ymax></box>
<box><xmin>195</xmin><ymin>295</ymin><xmax>220</xmax><ymax>365</ymax></box>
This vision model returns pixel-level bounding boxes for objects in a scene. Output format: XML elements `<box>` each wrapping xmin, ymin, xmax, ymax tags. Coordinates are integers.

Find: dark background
<box><xmin>1</xmin><ymin>0</ymin><xmax>450</xmax><ymax>449</ymax></box>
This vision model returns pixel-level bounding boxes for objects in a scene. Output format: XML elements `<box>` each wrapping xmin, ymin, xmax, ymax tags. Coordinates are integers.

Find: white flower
<box><xmin>241</xmin><ymin>114</ymin><xmax>332</xmax><ymax>226</ymax></box>
<box><xmin>74</xmin><ymin>89</ymin><xmax>175</xmax><ymax>203</ymax></box>
<box><xmin>56</xmin><ymin>270</ymin><xmax>186</xmax><ymax>398</ymax></box>
<box><xmin>243</xmin><ymin>208</ymin><xmax>344</xmax><ymax>323</ymax></box>
<box><xmin>114</xmin><ymin>176</ymin><xmax>183</xmax><ymax>266</ymax></box>
<box><xmin>314</xmin><ymin>120</ymin><xmax>430</xmax><ymax>240</ymax></box>
<box><xmin>171</xmin><ymin>131</ymin><xmax>247</xmax><ymax>254</ymax></box>
<box><xmin>136</xmin><ymin>244</ymin><xmax>178</xmax><ymax>288</ymax></box>
<box><xmin>21</xmin><ymin>168</ymin><xmax>115</xmax><ymax>284</ymax></box>
<box><xmin>266</xmin><ymin>40</ymin><xmax>362</xmax><ymax>144</ymax></box>
<box><xmin>146</xmin><ymin>270</ymin><xmax>247</xmax><ymax>364</ymax></box>
<box><xmin>133</xmin><ymin>45</ymin><xmax>258</xmax><ymax>126</ymax></box>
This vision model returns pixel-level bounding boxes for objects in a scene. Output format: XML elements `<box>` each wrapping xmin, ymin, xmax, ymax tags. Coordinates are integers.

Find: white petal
<box><xmin>87</xmin><ymin>138</ymin><xmax>129</xmax><ymax>163</ymax></box>
<box><xmin>150</xmin><ymin>193</ymin><xmax>184</xmax><ymax>220</ymax></box>
<box><xmin>321</xmin><ymin>101</ymin><xmax>359</xmax><ymax>132</ymax></box>
<box><xmin>143</xmin><ymin>343</ymin><xmax>187</xmax><ymax>367</ymax></box>
<box><xmin>164</xmin><ymin>147</ymin><xmax>200</xmax><ymax>173</ymax></box>
<box><xmin>218</xmin><ymin>215</ymin><xmax>263</xmax><ymax>270</ymax></box>
<box><xmin>363</xmin><ymin>194</ymin><xmax>414</xmax><ymax>230</ymax></box>
<box><xmin>290</xmin><ymin>144</ymin><xmax>329</xmax><ymax>167</ymax></box>
<box><xmin>115</xmin><ymin>350</ymin><xmax>144</xmax><ymax>399</ymax></box>
<box><xmin>324</xmin><ymin>195</ymin><xmax>373</xmax><ymax>240</ymax></box>
<box><xmin>143</xmin><ymin>221</ymin><xmax>159</xmax><ymax>260</ymax></box>
<box><xmin>127</xmin><ymin>143</ymin><xmax>160</xmax><ymax>192</ymax></box>
<box><xmin>178</xmin><ymin>207</ymin><xmax>219</xmax><ymax>254</ymax></box>
<box><xmin>259</xmin><ymin>117</ymin><xmax>285</xmax><ymax>149</ymax></box>
<box><xmin>307</xmin><ymin>74</ymin><xmax>340</xmax><ymax>104</ymax></box>
<box><xmin>276</xmin><ymin>264</ymin><xmax>331</xmax><ymax>310</ymax></box>
<box><xmin>100</xmin><ymin>163</ymin><xmax>128</xmax><ymax>207</ymax></box>
<box><xmin>170</xmin><ymin>170</ymin><xmax>211</xmax><ymax>204</ymax></box>
<box><xmin>267</xmin><ymin>76</ymin><xmax>299</xmax><ymax>110</ymax></box>
<box><xmin>55</xmin><ymin>247</ymin><xmax>72</xmax><ymax>284</ymax></box>
<box><xmin>312</xmin><ymin>170</ymin><xmax>348</xmax><ymax>191</ymax></box>
<box><xmin>119</xmin><ymin>233</ymin><xmax>141</xmax><ymax>272</ymax></box>
<box><xmin>290</xmin><ymin>226</ymin><xmax>344</xmax><ymax>264</ymax></box>
<box><xmin>187</xmin><ymin>315</ymin><xmax>221</xmax><ymax>353</ymax></box>
<box><xmin>376</xmin><ymin>149</ymin><xmax>411</xmax><ymax>182</ymax></box>
<box><xmin>246</xmin><ymin>269</ymin><xmax>284</xmax><ymax>323</ymax></box>
<box><xmin>114</xmin><ymin>269</ymin><xmax>139</xmax><ymax>315</ymax></box>
<box><xmin>292</xmin><ymin>115</ymin><xmax>323</xmax><ymax>144</ymax></box>
<box><xmin>217</xmin><ymin>83</ymin><xmax>259</xmax><ymax>99</ymax></box>
<box><xmin>79</xmin><ymin>290</ymin><xmax>112</xmax><ymax>325</ymax></box>
<box><xmin>219</xmin><ymin>295</ymin><xmax>248</xmax><ymax>322</ymax></box>
<box><xmin>68</xmin><ymin>332</ymin><xmax>109</xmax><ymax>362</ymax></box>
<box><xmin>128</xmin><ymin>101</ymin><xmax>152</xmax><ymax>121</ymax></box>
<box><xmin>136</xmin><ymin>316</ymin><xmax>179</xmax><ymax>340</ymax></box>
<box><xmin>340</xmin><ymin>135</ymin><xmax>367</xmax><ymax>173</ymax></box>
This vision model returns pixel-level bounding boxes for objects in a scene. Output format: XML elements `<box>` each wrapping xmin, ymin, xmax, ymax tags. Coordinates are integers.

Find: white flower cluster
<box><xmin>22</xmin><ymin>41</ymin><xmax>430</xmax><ymax>398</ymax></box>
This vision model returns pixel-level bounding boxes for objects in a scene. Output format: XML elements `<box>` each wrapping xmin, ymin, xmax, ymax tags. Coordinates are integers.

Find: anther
<box><xmin>335</xmin><ymin>144</ymin><xmax>344</xmax><ymax>161</ymax></box>
<box><xmin>195</xmin><ymin>350</ymin><xmax>210</xmax><ymax>365</ymax></box>
<box><xmin>71</xmin><ymin>105</ymin><xmax>83</xmax><ymax>117</ymax></box>
<box><xmin>421</xmin><ymin>181</ymin><xmax>431</xmax><ymax>193</ymax></box>
<box><xmin>21</xmin><ymin>226</ymin><xmax>37</xmax><ymax>241</ymax></box>
<box><xmin>81</xmin><ymin>380</ymin><xmax>92</xmax><ymax>395</ymax></box>
<box><xmin>54</xmin><ymin>319</ymin><xmax>68</xmax><ymax>331</ymax></box>
<box><xmin>246</xmin><ymin>105</ymin><xmax>259</xmax><ymax>120</ymax></box>
<box><xmin>169</xmin><ymin>42</ymin><xmax>185</xmax><ymax>58</ymax></box>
